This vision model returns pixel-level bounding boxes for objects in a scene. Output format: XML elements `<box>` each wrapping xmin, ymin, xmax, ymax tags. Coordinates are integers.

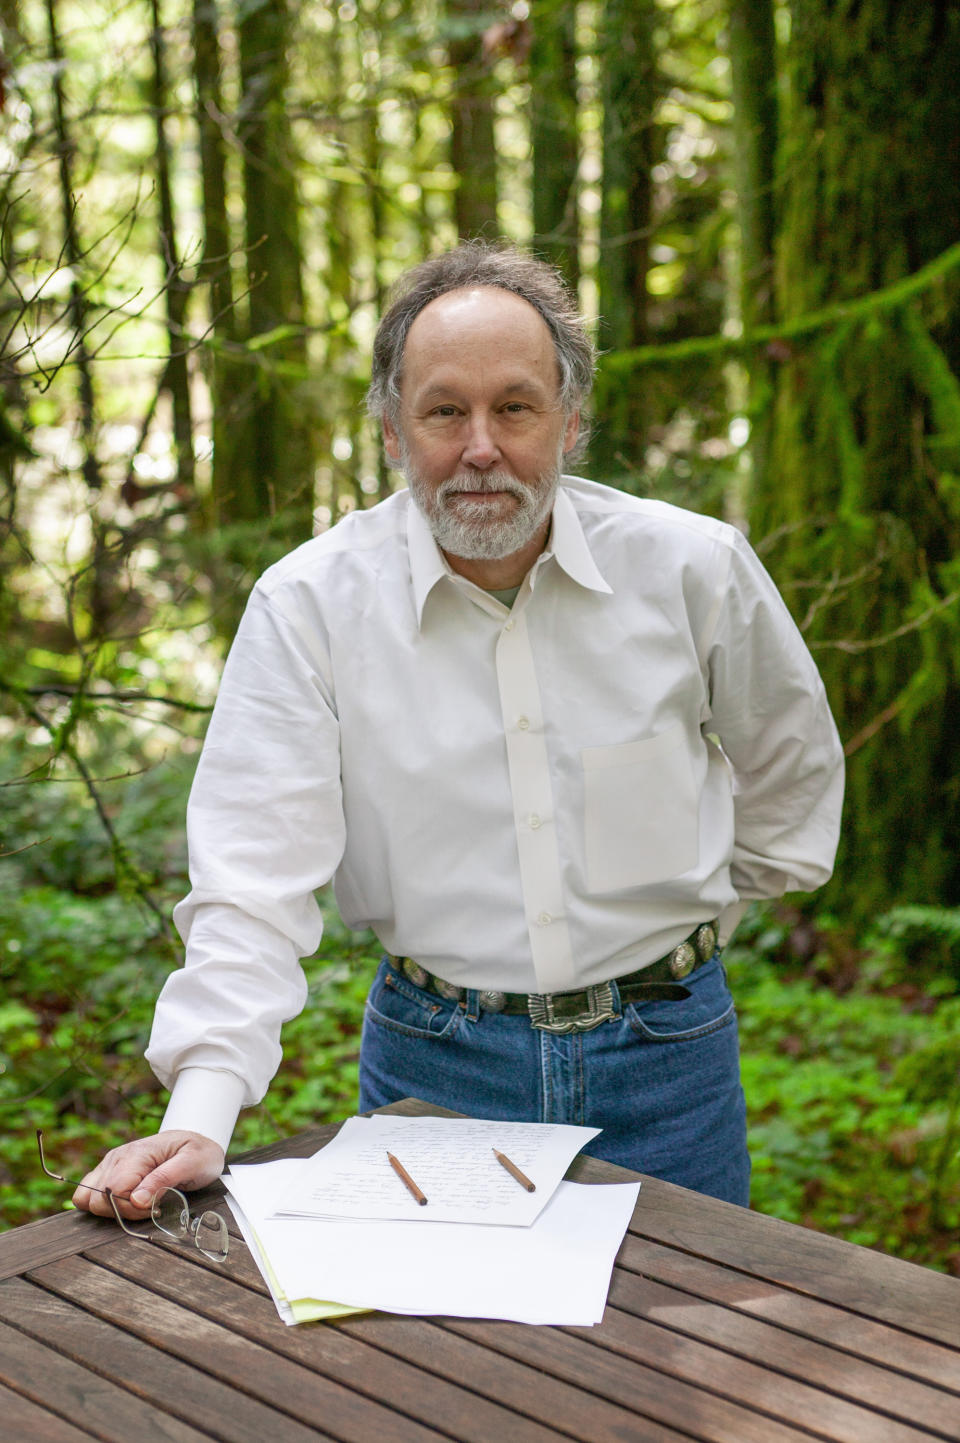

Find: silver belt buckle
<box><xmin>528</xmin><ymin>981</ymin><xmax>617</xmax><ymax>1034</ymax></box>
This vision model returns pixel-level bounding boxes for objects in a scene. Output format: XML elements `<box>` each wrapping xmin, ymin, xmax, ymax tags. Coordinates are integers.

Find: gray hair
<box><xmin>366</xmin><ymin>241</ymin><xmax>595</xmax><ymax>445</ymax></box>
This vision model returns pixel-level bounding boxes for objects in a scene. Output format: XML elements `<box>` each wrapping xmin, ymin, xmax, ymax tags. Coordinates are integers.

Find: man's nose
<box><xmin>460</xmin><ymin>413</ymin><xmax>501</xmax><ymax>468</ymax></box>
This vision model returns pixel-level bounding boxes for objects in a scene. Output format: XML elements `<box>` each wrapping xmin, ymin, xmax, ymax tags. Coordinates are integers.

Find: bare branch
<box><xmin>1</xmin><ymin>681</ymin><xmax>173</xmax><ymax>931</ymax></box>
<box><xmin>844</xmin><ymin>696</ymin><xmax>911</xmax><ymax>758</ymax></box>
<box><xmin>10</xmin><ymin>685</ymin><xmax>212</xmax><ymax>714</ymax></box>
<box><xmin>811</xmin><ymin>589</ymin><xmax>960</xmax><ymax>654</ymax></box>
<box><xmin>0</xmin><ymin>837</ymin><xmax>52</xmax><ymax>857</ymax></box>
<box><xmin>796</xmin><ymin>555</ymin><xmax>885</xmax><ymax>633</ymax></box>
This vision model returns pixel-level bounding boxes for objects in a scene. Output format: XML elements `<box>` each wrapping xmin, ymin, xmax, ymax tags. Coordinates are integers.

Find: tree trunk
<box><xmin>45</xmin><ymin>0</ymin><xmax>120</xmax><ymax>642</ymax></box>
<box><xmin>324</xmin><ymin>10</ymin><xmax>356</xmax><ymax>524</ymax></box>
<box><xmin>530</xmin><ymin>0</ymin><xmax>580</xmax><ymax>291</ymax></box>
<box><xmin>759</xmin><ymin>0</ymin><xmax>960</xmax><ymax>916</ymax></box>
<box><xmin>592</xmin><ymin>0</ymin><xmax>657</xmax><ymax>479</ymax></box>
<box><xmin>361</xmin><ymin>14</ymin><xmax>392</xmax><ymax>503</ymax></box>
<box><xmin>149</xmin><ymin>0</ymin><xmax>195</xmax><ymax>493</ymax></box>
<box><xmin>447</xmin><ymin>0</ymin><xmax>498</xmax><ymax>239</ymax></box>
<box><xmin>727</xmin><ymin>0</ymin><xmax>778</xmax><ymax>492</ymax></box>
<box><xmin>44</xmin><ymin>0</ymin><xmax>101</xmax><ymax>496</ymax></box>
<box><xmin>192</xmin><ymin>0</ymin><xmax>236</xmax><ymax>520</ymax></box>
<box><xmin>235</xmin><ymin>0</ymin><xmax>314</xmax><ymax>541</ymax></box>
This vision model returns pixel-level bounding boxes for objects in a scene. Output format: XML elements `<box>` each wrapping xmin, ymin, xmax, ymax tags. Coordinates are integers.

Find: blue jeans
<box><xmin>358</xmin><ymin>954</ymin><xmax>751</xmax><ymax>1205</ymax></box>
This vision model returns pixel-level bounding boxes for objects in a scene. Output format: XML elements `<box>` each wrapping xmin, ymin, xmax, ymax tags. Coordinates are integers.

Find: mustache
<box><xmin>437</xmin><ymin>472</ymin><xmax>527</xmax><ymax>501</ymax></box>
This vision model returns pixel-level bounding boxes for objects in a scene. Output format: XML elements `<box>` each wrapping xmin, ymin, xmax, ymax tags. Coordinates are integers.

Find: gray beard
<box><xmin>404</xmin><ymin>454</ymin><xmax>561</xmax><ymax>562</ymax></box>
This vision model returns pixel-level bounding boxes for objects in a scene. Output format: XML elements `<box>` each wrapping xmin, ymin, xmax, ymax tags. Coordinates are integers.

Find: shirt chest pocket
<box><xmin>581</xmin><ymin>722</ymin><xmax>699</xmax><ymax>893</ymax></box>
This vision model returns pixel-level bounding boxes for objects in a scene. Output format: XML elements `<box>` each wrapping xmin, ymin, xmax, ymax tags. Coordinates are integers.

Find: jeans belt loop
<box><xmin>463</xmin><ymin>987</ymin><xmax>481</xmax><ymax>1023</ymax></box>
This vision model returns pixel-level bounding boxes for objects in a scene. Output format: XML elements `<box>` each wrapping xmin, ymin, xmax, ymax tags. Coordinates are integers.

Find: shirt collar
<box><xmin>407</xmin><ymin>496</ymin><xmax>452</xmax><ymax>626</ymax></box>
<box><xmin>548</xmin><ymin>483</ymin><xmax>613</xmax><ymax>596</ymax></box>
<box><xmin>406</xmin><ymin>481</ymin><xmax>612</xmax><ymax>629</ymax></box>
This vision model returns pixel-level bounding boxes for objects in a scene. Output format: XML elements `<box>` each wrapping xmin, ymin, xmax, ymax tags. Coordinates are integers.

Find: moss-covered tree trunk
<box><xmin>447</xmin><ymin>0</ymin><xmax>498</xmax><ymax>239</ymax></box>
<box><xmin>150</xmin><ymin>0</ymin><xmax>195</xmax><ymax>494</ymax></box>
<box><xmin>232</xmin><ymin>0</ymin><xmax>314</xmax><ymax>541</ymax></box>
<box><xmin>757</xmin><ymin>0</ymin><xmax>960</xmax><ymax>915</ymax></box>
<box><xmin>192</xmin><ymin>0</ymin><xmax>237</xmax><ymax>524</ymax></box>
<box><xmin>530</xmin><ymin>0</ymin><xmax>580</xmax><ymax>291</ymax></box>
<box><xmin>592</xmin><ymin>0</ymin><xmax>657</xmax><ymax>479</ymax></box>
<box><xmin>727</xmin><ymin>0</ymin><xmax>778</xmax><ymax>492</ymax></box>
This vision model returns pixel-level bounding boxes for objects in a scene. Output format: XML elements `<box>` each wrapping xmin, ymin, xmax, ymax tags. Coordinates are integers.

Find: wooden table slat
<box><xmin>616</xmin><ymin>1235</ymin><xmax>960</xmax><ymax>1394</ymax></box>
<box><xmin>152</xmin><ymin>1219</ymin><xmax>960</xmax><ymax>1437</ymax></box>
<box><xmin>601</xmin><ymin>1268</ymin><xmax>960</xmax><ymax>1437</ymax></box>
<box><xmin>334</xmin><ymin>1311</ymin><xmax>813</xmax><ymax>1443</ymax></box>
<box><xmin>29</xmin><ymin>1252</ymin><xmax>695</xmax><ymax>1443</ymax></box>
<box><xmin>0</xmin><ymin>1379</ymin><xmax>104</xmax><ymax>1443</ymax></box>
<box><xmin>26</xmin><ymin>1254</ymin><xmax>457</xmax><ymax>1443</ymax></box>
<box><xmin>444</xmin><ymin>1313</ymin><xmax>947</xmax><ymax>1443</ymax></box>
<box><xmin>2</xmin><ymin>1275</ymin><xmax>331</xmax><ymax>1443</ymax></box>
<box><xmin>88</xmin><ymin>1237</ymin><xmax>575</xmax><ymax>1443</ymax></box>
<box><xmin>0</xmin><ymin>1309</ymin><xmax>218</xmax><ymax>1443</ymax></box>
<box><xmin>625</xmin><ymin>1180</ymin><xmax>960</xmax><ymax>1350</ymax></box>
<box><xmin>0</xmin><ymin>1210</ymin><xmax>112</xmax><ymax>1283</ymax></box>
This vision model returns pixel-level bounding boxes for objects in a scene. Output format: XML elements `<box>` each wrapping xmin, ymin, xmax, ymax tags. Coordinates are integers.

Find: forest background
<box><xmin>2</xmin><ymin>0</ymin><xmax>960</xmax><ymax>1273</ymax></box>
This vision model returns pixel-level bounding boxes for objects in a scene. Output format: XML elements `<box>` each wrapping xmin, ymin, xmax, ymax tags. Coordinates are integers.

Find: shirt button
<box><xmin>517</xmin><ymin>716</ymin><xmax>530</xmax><ymax>730</ymax></box>
<box><xmin>504</xmin><ymin>620</ymin><xmax>514</xmax><ymax>632</ymax></box>
<box><xmin>528</xmin><ymin>814</ymin><xmax>542</xmax><ymax>829</ymax></box>
<box><xmin>538</xmin><ymin>911</ymin><xmax>552</xmax><ymax>926</ymax></box>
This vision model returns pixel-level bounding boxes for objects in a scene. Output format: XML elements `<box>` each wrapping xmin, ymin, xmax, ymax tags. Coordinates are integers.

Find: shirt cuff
<box><xmin>159</xmin><ymin>1067</ymin><xmax>247</xmax><ymax>1155</ymax></box>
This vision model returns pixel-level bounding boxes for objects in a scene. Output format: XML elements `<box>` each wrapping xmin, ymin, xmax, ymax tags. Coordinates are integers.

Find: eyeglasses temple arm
<box><xmin>36</xmin><ymin>1130</ymin><xmax>137</xmax><ymax>1205</ymax></box>
<box><xmin>105</xmin><ymin>1188</ymin><xmax>155</xmax><ymax>1238</ymax></box>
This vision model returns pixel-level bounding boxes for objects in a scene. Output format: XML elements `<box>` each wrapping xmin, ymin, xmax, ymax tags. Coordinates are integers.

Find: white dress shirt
<box><xmin>151</xmin><ymin>476</ymin><xmax>844</xmax><ymax>1149</ymax></box>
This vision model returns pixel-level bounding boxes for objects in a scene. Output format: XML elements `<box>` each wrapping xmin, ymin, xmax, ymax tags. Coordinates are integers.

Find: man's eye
<box><xmin>503</xmin><ymin>403</ymin><xmax>530</xmax><ymax>414</ymax></box>
<box><xmin>430</xmin><ymin>405</ymin><xmax>459</xmax><ymax>418</ymax></box>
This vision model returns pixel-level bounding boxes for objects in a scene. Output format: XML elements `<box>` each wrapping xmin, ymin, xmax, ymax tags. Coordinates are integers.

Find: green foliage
<box><xmin>727</xmin><ymin>905</ymin><xmax>960</xmax><ymax>1271</ymax></box>
<box><xmin>872</xmin><ymin>904</ymin><xmax>960</xmax><ymax>979</ymax></box>
<box><xmin>0</xmin><ymin>881</ymin><xmax>175</xmax><ymax>1225</ymax></box>
<box><xmin>0</xmin><ymin>866</ymin><xmax>380</xmax><ymax>1228</ymax></box>
<box><xmin>756</xmin><ymin>0</ymin><xmax>960</xmax><ymax>926</ymax></box>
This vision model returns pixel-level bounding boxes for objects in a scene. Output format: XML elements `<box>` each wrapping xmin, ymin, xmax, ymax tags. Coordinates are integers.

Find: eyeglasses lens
<box><xmin>151</xmin><ymin>1187</ymin><xmax>190</xmax><ymax>1239</ymax></box>
<box><xmin>195</xmin><ymin>1210</ymin><xmax>229</xmax><ymax>1262</ymax></box>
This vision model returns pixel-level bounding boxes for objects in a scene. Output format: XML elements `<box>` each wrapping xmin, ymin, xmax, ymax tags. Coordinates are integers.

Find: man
<box><xmin>76</xmin><ymin>242</ymin><xmax>844</xmax><ymax>1217</ymax></box>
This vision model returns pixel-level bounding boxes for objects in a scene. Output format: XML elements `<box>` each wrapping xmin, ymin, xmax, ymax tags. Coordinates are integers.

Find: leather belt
<box><xmin>391</xmin><ymin>921</ymin><xmax>720</xmax><ymax>1035</ymax></box>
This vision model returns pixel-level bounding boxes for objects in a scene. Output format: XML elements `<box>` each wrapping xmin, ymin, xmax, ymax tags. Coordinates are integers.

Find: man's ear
<box><xmin>562</xmin><ymin>409</ymin><xmax>581</xmax><ymax>455</ymax></box>
<box><xmin>382</xmin><ymin>415</ymin><xmax>402</xmax><ymax>463</ymax></box>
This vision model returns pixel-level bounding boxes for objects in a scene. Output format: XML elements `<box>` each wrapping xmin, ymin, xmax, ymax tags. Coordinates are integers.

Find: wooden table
<box><xmin>2</xmin><ymin>1099</ymin><xmax>958</xmax><ymax>1443</ymax></box>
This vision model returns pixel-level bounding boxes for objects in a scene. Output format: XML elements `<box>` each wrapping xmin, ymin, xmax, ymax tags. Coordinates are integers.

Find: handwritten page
<box><xmin>272</xmin><ymin>1114</ymin><xmax>600</xmax><ymax>1226</ymax></box>
<box><xmin>225</xmin><ymin>1156</ymin><xmax>640</xmax><ymax>1326</ymax></box>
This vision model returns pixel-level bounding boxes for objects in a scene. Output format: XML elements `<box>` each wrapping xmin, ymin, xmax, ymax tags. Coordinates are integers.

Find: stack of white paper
<box><xmin>223</xmin><ymin>1115</ymin><xmax>640</xmax><ymax>1327</ymax></box>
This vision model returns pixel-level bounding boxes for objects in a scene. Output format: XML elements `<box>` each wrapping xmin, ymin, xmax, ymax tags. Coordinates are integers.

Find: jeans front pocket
<box><xmin>363</xmin><ymin>960</ymin><xmax>464</xmax><ymax>1042</ymax></box>
<box><xmin>625</xmin><ymin>955</ymin><xmax>735</xmax><ymax>1042</ymax></box>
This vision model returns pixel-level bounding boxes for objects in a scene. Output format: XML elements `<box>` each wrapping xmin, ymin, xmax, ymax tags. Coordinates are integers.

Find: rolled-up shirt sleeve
<box><xmin>704</xmin><ymin>530</ymin><xmax>845</xmax><ymax>901</ymax></box>
<box><xmin>146</xmin><ymin>583</ymin><xmax>346</xmax><ymax>1145</ymax></box>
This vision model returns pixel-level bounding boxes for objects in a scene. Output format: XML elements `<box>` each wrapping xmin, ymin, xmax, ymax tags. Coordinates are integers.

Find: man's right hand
<box><xmin>71</xmin><ymin>1131</ymin><xmax>225</xmax><ymax>1218</ymax></box>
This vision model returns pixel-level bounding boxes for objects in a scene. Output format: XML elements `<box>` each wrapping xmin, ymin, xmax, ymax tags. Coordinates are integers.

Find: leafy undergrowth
<box><xmin>0</xmin><ymin>885</ymin><xmax>380</xmax><ymax>1229</ymax></box>
<box><xmin>728</xmin><ymin>905</ymin><xmax>960</xmax><ymax>1275</ymax></box>
<box><xmin>2</xmin><ymin>887</ymin><xmax>958</xmax><ymax>1275</ymax></box>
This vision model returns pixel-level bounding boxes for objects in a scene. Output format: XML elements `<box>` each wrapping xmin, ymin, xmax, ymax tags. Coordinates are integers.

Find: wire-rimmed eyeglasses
<box><xmin>36</xmin><ymin>1129</ymin><xmax>229</xmax><ymax>1262</ymax></box>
